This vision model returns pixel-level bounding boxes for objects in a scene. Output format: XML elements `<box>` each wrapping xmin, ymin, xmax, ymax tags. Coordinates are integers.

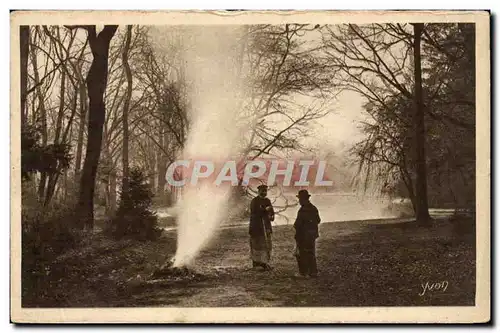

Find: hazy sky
<box><xmin>307</xmin><ymin>90</ymin><xmax>366</xmax><ymax>153</ymax></box>
<box><xmin>148</xmin><ymin>25</ymin><xmax>368</xmax><ymax>159</ymax></box>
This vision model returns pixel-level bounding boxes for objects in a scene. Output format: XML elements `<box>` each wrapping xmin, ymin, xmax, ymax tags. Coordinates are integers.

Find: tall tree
<box><xmin>423</xmin><ymin>24</ymin><xmax>475</xmax><ymax>209</ymax></box>
<box><xmin>29</xmin><ymin>28</ymin><xmax>49</xmax><ymax>200</ymax></box>
<box><xmin>322</xmin><ymin>24</ymin><xmax>434</xmax><ymax>224</ymax></box>
<box><xmin>40</xmin><ymin>26</ymin><xmax>82</xmax><ymax>206</ymax></box>
<box><xmin>66</xmin><ymin>25</ymin><xmax>118</xmax><ymax>229</ymax></box>
<box><xmin>121</xmin><ymin>25</ymin><xmax>133</xmax><ymax>195</ymax></box>
<box><xmin>132</xmin><ymin>31</ymin><xmax>188</xmax><ymax>198</ymax></box>
<box><xmin>412</xmin><ymin>23</ymin><xmax>431</xmax><ymax>225</ymax></box>
<box><xmin>20</xmin><ymin>26</ymin><xmax>30</xmax><ymax>125</ymax></box>
<box><xmin>74</xmin><ymin>76</ymin><xmax>88</xmax><ymax>179</ymax></box>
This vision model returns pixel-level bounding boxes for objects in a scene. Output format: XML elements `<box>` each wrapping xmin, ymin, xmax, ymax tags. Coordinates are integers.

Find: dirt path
<box><xmin>23</xmin><ymin>217</ymin><xmax>475</xmax><ymax>307</ymax></box>
<box><xmin>126</xmin><ymin>217</ymin><xmax>475</xmax><ymax>307</ymax></box>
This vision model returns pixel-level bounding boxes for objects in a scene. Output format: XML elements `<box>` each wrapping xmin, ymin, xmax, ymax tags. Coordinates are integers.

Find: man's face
<box><xmin>298</xmin><ymin>196</ymin><xmax>308</xmax><ymax>206</ymax></box>
<box><xmin>258</xmin><ymin>188</ymin><xmax>267</xmax><ymax>198</ymax></box>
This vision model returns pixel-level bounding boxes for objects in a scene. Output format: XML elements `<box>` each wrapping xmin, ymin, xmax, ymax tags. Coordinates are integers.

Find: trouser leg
<box><xmin>308</xmin><ymin>240</ymin><xmax>318</xmax><ymax>276</ymax></box>
<box><xmin>296</xmin><ymin>253</ymin><xmax>308</xmax><ymax>275</ymax></box>
<box><xmin>301</xmin><ymin>238</ymin><xmax>317</xmax><ymax>276</ymax></box>
<box><xmin>296</xmin><ymin>242</ymin><xmax>308</xmax><ymax>275</ymax></box>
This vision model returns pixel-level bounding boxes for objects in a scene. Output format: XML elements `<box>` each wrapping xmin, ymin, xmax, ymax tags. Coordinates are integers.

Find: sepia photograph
<box><xmin>10</xmin><ymin>10</ymin><xmax>490</xmax><ymax>323</ymax></box>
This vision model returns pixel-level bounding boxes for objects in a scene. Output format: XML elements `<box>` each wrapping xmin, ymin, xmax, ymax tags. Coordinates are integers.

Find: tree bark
<box><xmin>156</xmin><ymin>131</ymin><xmax>167</xmax><ymax>195</ymax></box>
<box><xmin>74</xmin><ymin>82</ymin><xmax>88</xmax><ymax>179</ymax></box>
<box><xmin>20</xmin><ymin>26</ymin><xmax>29</xmax><ymax>125</ymax></box>
<box><xmin>43</xmin><ymin>66</ymin><xmax>67</xmax><ymax>207</ymax></box>
<box><xmin>76</xmin><ymin>25</ymin><xmax>118</xmax><ymax>230</ymax></box>
<box><xmin>109</xmin><ymin>171</ymin><xmax>117</xmax><ymax>213</ymax></box>
<box><xmin>30</xmin><ymin>32</ymin><xmax>48</xmax><ymax>202</ymax></box>
<box><xmin>104</xmin><ymin>169</ymin><xmax>117</xmax><ymax>216</ymax></box>
<box><xmin>38</xmin><ymin>175</ymin><xmax>47</xmax><ymax>202</ymax></box>
<box><xmin>413</xmin><ymin>23</ymin><xmax>431</xmax><ymax>226</ymax></box>
<box><xmin>71</xmin><ymin>37</ymin><xmax>89</xmax><ymax>181</ymax></box>
<box><xmin>121</xmin><ymin>25</ymin><xmax>133</xmax><ymax>194</ymax></box>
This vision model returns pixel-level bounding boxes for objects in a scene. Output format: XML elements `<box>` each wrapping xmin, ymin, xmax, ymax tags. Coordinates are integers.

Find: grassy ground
<box><xmin>22</xmin><ymin>217</ymin><xmax>475</xmax><ymax>307</ymax></box>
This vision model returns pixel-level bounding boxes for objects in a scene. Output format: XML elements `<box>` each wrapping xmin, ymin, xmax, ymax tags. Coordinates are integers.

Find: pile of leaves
<box><xmin>150</xmin><ymin>260</ymin><xmax>206</xmax><ymax>281</ymax></box>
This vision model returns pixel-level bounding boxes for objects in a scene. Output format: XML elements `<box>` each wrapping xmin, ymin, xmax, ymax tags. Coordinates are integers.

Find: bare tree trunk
<box><xmin>74</xmin><ymin>82</ymin><xmax>88</xmax><ymax>179</ymax></box>
<box><xmin>38</xmin><ymin>175</ymin><xmax>47</xmax><ymax>202</ymax></box>
<box><xmin>109</xmin><ymin>171</ymin><xmax>117</xmax><ymax>213</ymax></box>
<box><xmin>104</xmin><ymin>168</ymin><xmax>117</xmax><ymax>216</ymax></box>
<box><xmin>54</xmin><ymin>61</ymin><xmax>67</xmax><ymax>142</ymax></box>
<box><xmin>149</xmin><ymin>169</ymin><xmax>156</xmax><ymax>193</ymax></box>
<box><xmin>104</xmin><ymin>178</ymin><xmax>111</xmax><ymax>216</ymax></box>
<box><xmin>76</xmin><ymin>25</ymin><xmax>118</xmax><ymax>230</ymax></box>
<box><xmin>413</xmin><ymin>23</ymin><xmax>431</xmax><ymax>226</ymax></box>
<box><xmin>43</xmin><ymin>67</ymin><xmax>67</xmax><ymax>207</ymax></box>
<box><xmin>20</xmin><ymin>26</ymin><xmax>29</xmax><ymax>125</ymax></box>
<box><xmin>121</xmin><ymin>25</ymin><xmax>133</xmax><ymax>194</ymax></box>
<box><xmin>399</xmin><ymin>167</ymin><xmax>416</xmax><ymax>214</ymax></box>
<box><xmin>63</xmin><ymin>167</ymin><xmax>68</xmax><ymax>201</ymax></box>
<box><xmin>44</xmin><ymin>174</ymin><xmax>59</xmax><ymax>207</ymax></box>
<box><xmin>156</xmin><ymin>130</ymin><xmax>167</xmax><ymax>195</ymax></box>
<box><xmin>30</xmin><ymin>47</ymin><xmax>48</xmax><ymax>202</ymax></box>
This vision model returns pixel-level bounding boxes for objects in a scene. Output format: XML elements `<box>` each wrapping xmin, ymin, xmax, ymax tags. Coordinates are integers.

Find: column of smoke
<box><xmin>172</xmin><ymin>26</ymin><xmax>247</xmax><ymax>268</ymax></box>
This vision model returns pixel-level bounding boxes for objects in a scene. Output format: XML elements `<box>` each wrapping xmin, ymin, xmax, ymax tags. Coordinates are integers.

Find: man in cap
<box><xmin>294</xmin><ymin>189</ymin><xmax>321</xmax><ymax>278</ymax></box>
<box><xmin>249</xmin><ymin>184</ymin><xmax>275</xmax><ymax>270</ymax></box>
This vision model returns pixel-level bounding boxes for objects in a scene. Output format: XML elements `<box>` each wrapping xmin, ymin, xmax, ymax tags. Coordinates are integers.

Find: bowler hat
<box><xmin>296</xmin><ymin>189</ymin><xmax>311</xmax><ymax>198</ymax></box>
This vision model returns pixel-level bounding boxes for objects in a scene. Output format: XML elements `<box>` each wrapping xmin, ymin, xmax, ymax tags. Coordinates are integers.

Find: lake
<box><xmin>154</xmin><ymin>192</ymin><xmax>443</xmax><ymax>230</ymax></box>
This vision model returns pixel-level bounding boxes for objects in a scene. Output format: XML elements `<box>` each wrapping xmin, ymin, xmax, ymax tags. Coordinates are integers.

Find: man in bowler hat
<box><xmin>294</xmin><ymin>189</ymin><xmax>321</xmax><ymax>277</ymax></box>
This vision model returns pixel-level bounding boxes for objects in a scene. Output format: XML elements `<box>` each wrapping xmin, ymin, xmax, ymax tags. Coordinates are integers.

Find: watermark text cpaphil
<box><xmin>165</xmin><ymin>158</ymin><xmax>334</xmax><ymax>188</ymax></box>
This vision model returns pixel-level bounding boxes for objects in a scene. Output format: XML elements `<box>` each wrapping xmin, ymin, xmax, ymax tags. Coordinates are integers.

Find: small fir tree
<box><xmin>108</xmin><ymin>168</ymin><xmax>162</xmax><ymax>240</ymax></box>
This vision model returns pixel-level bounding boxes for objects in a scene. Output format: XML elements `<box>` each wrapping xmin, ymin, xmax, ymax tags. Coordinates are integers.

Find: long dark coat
<box><xmin>294</xmin><ymin>201</ymin><xmax>321</xmax><ymax>244</ymax></box>
<box><xmin>249</xmin><ymin>196</ymin><xmax>275</xmax><ymax>237</ymax></box>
